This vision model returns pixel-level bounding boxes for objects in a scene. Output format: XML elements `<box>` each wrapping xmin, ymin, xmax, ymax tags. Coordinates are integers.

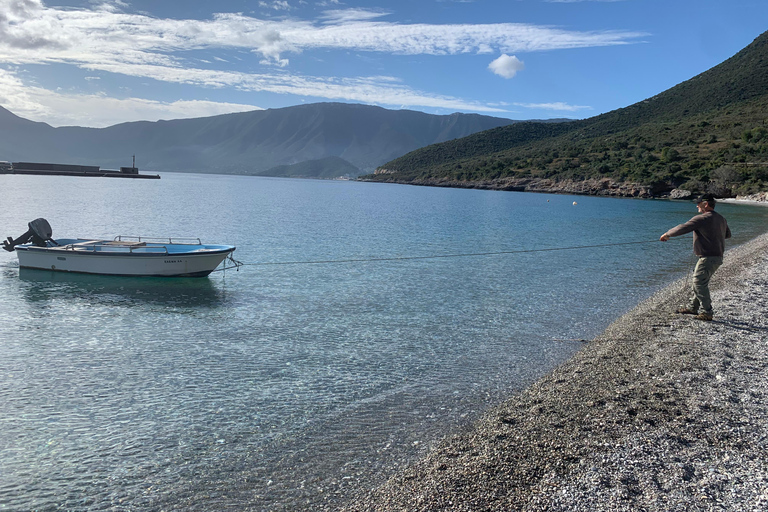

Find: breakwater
<box><xmin>0</xmin><ymin>161</ymin><xmax>160</xmax><ymax>179</ymax></box>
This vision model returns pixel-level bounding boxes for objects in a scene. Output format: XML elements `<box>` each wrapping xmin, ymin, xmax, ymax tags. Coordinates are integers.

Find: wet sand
<box><xmin>340</xmin><ymin>232</ymin><xmax>768</xmax><ymax>511</ymax></box>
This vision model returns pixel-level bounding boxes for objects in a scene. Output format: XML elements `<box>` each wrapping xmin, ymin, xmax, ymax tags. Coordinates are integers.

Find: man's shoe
<box><xmin>676</xmin><ymin>307</ymin><xmax>697</xmax><ymax>315</ymax></box>
<box><xmin>696</xmin><ymin>312</ymin><xmax>713</xmax><ymax>321</ymax></box>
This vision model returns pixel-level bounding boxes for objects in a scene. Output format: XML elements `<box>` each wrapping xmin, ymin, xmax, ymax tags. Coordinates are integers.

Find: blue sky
<box><xmin>0</xmin><ymin>0</ymin><xmax>765</xmax><ymax>127</ymax></box>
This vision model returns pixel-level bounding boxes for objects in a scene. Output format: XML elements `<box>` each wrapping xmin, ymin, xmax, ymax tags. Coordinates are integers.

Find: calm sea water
<box><xmin>1</xmin><ymin>173</ymin><xmax>766</xmax><ymax>511</ymax></box>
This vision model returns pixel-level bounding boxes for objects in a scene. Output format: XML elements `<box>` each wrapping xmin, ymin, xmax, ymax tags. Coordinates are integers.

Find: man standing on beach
<box><xmin>660</xmin><ymin>193</ymin><xmax>731</xmax><ymax>321</ymax></box>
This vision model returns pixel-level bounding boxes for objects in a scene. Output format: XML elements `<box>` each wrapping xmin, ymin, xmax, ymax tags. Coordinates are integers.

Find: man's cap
<box><xmin>695</xmin><ymin>193</ymin><xmax>716</xmax><ymax>204</ymax></box>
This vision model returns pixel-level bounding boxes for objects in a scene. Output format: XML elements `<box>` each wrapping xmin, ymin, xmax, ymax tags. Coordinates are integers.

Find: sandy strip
<box><xmin>341</xmin><ymin>232</ymin><xmax>768</xmax><ymax>511</ymax></box>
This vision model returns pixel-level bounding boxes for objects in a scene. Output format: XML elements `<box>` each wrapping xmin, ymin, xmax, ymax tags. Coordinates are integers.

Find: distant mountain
<box><xmin>0</xmin><ymin>102</ymin><xmax>519</xmax><ymax>178</ymax></box>
<box><xmin>366</xmin><ymin>31</ymin><xmax>768</xmax><ymax>198</ymax></box>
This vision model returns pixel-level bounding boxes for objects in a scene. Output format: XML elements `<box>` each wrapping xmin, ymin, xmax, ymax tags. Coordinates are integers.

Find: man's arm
<box><xmin>660</xmin><ymin>218</ymin><xmax>698</xmax><ymax>242</ymax></box>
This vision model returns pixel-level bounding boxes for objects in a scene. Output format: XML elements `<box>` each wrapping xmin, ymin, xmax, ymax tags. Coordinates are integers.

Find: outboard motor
<box><xmin>3</xmin><ymin>218</ymin><xmax>54</xmax><ymax>252</ymax></box>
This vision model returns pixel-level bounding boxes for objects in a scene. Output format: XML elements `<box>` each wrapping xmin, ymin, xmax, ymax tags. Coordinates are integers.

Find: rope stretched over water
<box><xmin>2</xmin><ymin>238</ymin><xmax>684</xmax><ymax>273</ymax></box>
<box><xmin>231</xmin><ymin>238</ymin><xmax>672</xmax><ymax>268</ymax></box>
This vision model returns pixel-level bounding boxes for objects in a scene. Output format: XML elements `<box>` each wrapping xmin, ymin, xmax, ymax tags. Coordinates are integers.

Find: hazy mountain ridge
<box><xmin>366</xmin><ymin>31</ymin><xmax>768</xmax><ymax>198</ymax></box>
<box><xmin>0</xmin><ymin>103</ymin><xmax>518</xmax><ymax>177</ymax></box>
<box><xmin>264</xmin><ymin>156</ymin><xmax>360</xmax><ymax>179</ymax></box>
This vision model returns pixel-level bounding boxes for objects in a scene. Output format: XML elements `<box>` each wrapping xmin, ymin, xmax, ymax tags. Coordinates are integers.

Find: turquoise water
<box><xmin>1</xmin><ymin>173</ymin><xmax>766</xmax><ymax>511</ymax></box>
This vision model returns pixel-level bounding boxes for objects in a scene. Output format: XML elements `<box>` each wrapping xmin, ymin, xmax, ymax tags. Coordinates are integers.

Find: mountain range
<box><xmin>365</xmin><ymin>30</ymin><xmax>768</xmax><ymax>198</ymax></box>
<box><xmin>8</xmin><ymin>30</ymin><xmax>766</xmax><ymax>195</ymax></box>
<box><xmin>0</xmin><ymin>103</ymin><xmax>521</xmax><ymax>178</ymax></box>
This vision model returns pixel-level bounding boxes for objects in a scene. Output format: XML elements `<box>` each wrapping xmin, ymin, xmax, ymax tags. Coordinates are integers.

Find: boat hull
<box><xmin>15</xmin><ymin>242</ymin><xmax>235</xmax><ymax>277</ymax></box>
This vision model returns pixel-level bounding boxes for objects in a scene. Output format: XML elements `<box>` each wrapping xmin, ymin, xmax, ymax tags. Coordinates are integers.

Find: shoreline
<box><xmin>720</xmin><ymin>197</ymin><xmax>768</xmax><ymax>206</ymax></box>
<box><xmin>341</xmin><ymin>232</ymin><xmax>768</xmax><ymax>510</ymax></box>
<box><xmin>363</xmin><ymin>175</ymin><xmax>768</xmax><ymax>205</ymax></box>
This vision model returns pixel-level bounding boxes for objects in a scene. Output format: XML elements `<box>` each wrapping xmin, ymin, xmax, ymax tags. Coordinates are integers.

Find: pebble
<box><xmin>338</xmin><ymin>232</ymin><xmax>768</xmax><ymax>511</ymax></box>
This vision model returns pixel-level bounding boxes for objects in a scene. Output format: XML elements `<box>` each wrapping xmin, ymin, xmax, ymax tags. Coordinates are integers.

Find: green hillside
<box><xmin>364</xmin><ymin>31</ymin><xmax>768</xmax><ymax>198</ymax></box>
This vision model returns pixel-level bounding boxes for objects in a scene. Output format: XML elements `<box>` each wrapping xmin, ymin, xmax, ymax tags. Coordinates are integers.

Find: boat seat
<box><xmin>102</xmin><ymin>241</ymin><xmax>147</xmax><ymax>247</ymax></box>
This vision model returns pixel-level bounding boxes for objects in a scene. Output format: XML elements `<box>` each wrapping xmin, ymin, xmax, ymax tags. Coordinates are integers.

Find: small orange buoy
<box><xmin>573</xmin><ymin>201</ymin><xmax>577</xmax><ymax>205</ymax></box>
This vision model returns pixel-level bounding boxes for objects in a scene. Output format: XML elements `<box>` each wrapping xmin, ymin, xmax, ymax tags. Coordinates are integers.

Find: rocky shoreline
<box><xmin>366</xmin><ymin>174</ymin><xmax>768</xmax><ymax>202</ymax></box>
<box><xmin>340</xmin><ymin>232</ymin><xmax>768</xmax><ymax>511</ymax></box>
<box><xmin>369</xmin><ymin>176</ymin><xmax>665</xmax><ymax>198</ymax></box>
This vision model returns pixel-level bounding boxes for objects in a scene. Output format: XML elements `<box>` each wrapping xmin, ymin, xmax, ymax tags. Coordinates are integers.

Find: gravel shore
<box><xmin>341</xmin><ymin>232</ymin><xmax>768</xmax><ymax>511</ymax></box>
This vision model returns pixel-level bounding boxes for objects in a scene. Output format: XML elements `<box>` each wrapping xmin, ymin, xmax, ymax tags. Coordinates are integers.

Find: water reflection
<box><xmin>16</xmin><ymin>267</ymin><xmax>228</xmax><ymax>308</ymax></box>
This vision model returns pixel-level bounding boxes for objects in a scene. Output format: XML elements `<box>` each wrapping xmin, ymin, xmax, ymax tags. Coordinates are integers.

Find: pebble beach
<box><xmin>340</xmin><ymin>230</ymin><xmax>768</xmax><ymax>511</ymax></box>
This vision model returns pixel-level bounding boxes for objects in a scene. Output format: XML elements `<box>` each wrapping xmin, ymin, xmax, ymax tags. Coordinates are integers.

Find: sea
<box><xmin>1</xmin><ymin>172</ymin><xmax>767</xmax><ymax>511</ymax></box>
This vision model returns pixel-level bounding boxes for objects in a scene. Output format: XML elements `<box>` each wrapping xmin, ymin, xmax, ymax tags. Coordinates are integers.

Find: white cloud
<box><xmin>316</xmin><ymin>0</ymin><xmax>342</xmax><ymax>8</ymax></box>
<box><xmin>0</xmin><ymin>65</ymin><xmax>506</xmax><ymax>127</ymax></box>
<box><xmin>0</xmin><ymin>68</ymin><xmax>261</xmax><ymax>126</ymax></box>
<box><xmin>259</xmin><ymin>1</ymin><xmax>292</xmax><ymax>11</ymax></box>
<box><xmin>298</xmin><ymin>20</ymin><xmax>643</xmax><ymax>57</ymax></box>
<box><xmin>488</xmin><ymin>54</ymin><xmax>524</xmax><ymax>78</ymax></box>
<box><xmin>319</xmin><ymin>8</ymin><xmax>391</xmax><ymax>23</ymax></box>
<box><xmin>0</xmin><ymin>1</ymin><xmax>646</xmax><ymax>66</ymax></box>
<box><xmin>514</xmin><ymin>101</ymin><xmax>592</xmax><ymax>112</ymax></box>
<box><xmin>91</xmin><ymin>1</ymin><xmax>129</xmax><ymax>13</ymax></box>
<box><xmin>0</xmin><ymin>1</ymin><xmax>644</xmax><ymax>124</ymax></box>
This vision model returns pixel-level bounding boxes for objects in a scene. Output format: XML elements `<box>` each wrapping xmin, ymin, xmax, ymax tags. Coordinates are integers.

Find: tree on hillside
<box><xmin>708</xmin><ymin>165</ymin><xmax>740</xmax><ymax>196</ymax></box>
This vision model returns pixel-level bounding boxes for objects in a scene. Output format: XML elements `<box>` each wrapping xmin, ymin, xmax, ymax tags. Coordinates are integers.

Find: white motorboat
<box><xmin>3</xmin><ymin>218</ymin><xmax>237</xmax><ymax>277</ymax></box>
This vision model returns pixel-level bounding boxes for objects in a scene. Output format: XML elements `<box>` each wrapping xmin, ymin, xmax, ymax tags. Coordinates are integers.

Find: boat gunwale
<box><xmin>15</xmin><ymin>239</ymin><xmax>236</xmax><ymax>257</ymax></box>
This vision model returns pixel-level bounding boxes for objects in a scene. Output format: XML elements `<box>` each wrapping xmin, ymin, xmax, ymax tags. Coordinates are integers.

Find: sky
<box><xmin>0</xmin><ymin>0</ymin><xmax>766</xmax><ymax>128</ymax></box>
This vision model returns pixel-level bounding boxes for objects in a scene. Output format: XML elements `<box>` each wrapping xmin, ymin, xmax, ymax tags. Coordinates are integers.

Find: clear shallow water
<box><xmin>1</xmin><ymin>173</ymin><xmax>767</xmax><ymax>511</ymax></box>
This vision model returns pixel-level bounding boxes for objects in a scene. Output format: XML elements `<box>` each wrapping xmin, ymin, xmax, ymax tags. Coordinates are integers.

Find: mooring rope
<box><xmin>225</xmin><ymin>238</ymin><xmax>676</xmax><ymax>269</ymax></box>
<box><xmin>2</xmin><ymin>237</ymin><xmax>686</xmax><ymax>274</ymax></box>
